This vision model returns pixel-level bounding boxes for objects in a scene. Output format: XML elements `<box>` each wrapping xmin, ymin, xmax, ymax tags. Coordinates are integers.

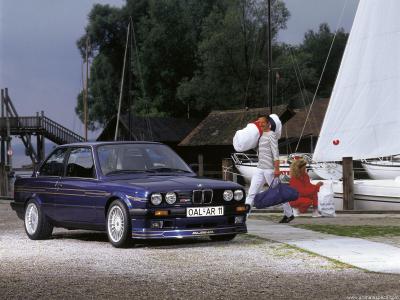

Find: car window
<box><xmin>40</xmin><ymin>148</ymin><xmax>68</xmax><ymax>177</ymax></box>
<box><xmin>66</xmin><ymin>147</ymin><xmax>95</xmax><ymax>178</ymax></box>
<box><xmin>97</xmin><ymin>144</ymin><xmax>192</xmax><ymax>175</ymax></box>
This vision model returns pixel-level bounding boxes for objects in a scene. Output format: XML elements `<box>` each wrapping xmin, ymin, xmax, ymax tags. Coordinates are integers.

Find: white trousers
<box><xmin>245</xmin><ymin>167</ymin><xmax>293</xmax><ymax>217</ymax></box>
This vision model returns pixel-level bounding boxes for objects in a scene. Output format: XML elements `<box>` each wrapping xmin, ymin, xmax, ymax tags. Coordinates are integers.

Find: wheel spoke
<box><xmin>107</xmin><ymin>205</ymin><xmax>126</xmax><ymax>243</ymax></box>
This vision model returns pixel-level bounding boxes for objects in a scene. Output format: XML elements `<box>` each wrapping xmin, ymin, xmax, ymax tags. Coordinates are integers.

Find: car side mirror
<box><xmin>188</xmin><ymin>163</ymin><xmax>198</xmax><ymax>172</ymax></box>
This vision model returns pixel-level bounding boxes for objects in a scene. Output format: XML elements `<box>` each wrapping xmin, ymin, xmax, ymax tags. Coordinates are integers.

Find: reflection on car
<box><xmin>10</xmin><ymin>142</ymin><xmax>248</xmax><ymax>247</ymax></box>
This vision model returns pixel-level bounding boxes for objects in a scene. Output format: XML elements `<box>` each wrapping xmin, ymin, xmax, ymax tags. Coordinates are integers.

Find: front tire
<box><xmin>210</xmin><ymin>234</ymin><xmax>237</xmax><ymax>242</ymax></box>
<box><xmin>106</xmin><ymin>200</ymin><xmax>132</xmax><ymax>248</ymax></box>
<box><xmin>24</xmin><ymin>200</ymin><xmax>53</xmax><ymax>240</ymax></box>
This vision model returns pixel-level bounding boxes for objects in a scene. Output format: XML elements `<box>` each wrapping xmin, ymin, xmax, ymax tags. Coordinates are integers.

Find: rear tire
<box><xmin>106</xmin><ymin>200</ymin><xmax>132</xmax><ymax>248</ymax></box>
<box><xmin>24</xmin><ymin>200</ymin><xmax>53</xmax><ymax>240</ymax></box>
<box><xmin>210</xmin><ymin>234</ymin><xmax>237</xmax><ymax>242</ymax></box>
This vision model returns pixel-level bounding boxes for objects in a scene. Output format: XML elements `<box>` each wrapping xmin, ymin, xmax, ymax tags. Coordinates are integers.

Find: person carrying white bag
<box><xmin>233</xmin><ymin>114</ymin><xmax>282</xmax><ymax>152</ymax></box>
<box><xmin>235</xmin><ymin>114</ymin><xmax>294</xmax><ymax>223</ymax></box>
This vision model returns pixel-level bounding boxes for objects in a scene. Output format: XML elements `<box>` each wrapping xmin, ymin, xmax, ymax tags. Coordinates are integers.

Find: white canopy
<box><xmin>313</xmin><ymin>0</ymin><xmax>400</xmax><ymax>162</ymax></box>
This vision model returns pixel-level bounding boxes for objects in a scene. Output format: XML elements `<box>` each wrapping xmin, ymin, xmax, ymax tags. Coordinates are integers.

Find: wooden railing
<box><xmin>0</xmin><ymin>116</ymin><xmax>85</xmax><ymax>144</ymax></box>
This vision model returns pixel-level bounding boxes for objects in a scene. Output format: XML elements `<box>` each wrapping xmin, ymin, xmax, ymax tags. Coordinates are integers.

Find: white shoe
<box><xmin>292</xmin><ymin>207</ymin><xmax>300</xmax><ymax>217</ymax></box>
<box><xmin>312</xmin><ymin>210</ymin><xmax>322</xmax><ymax>218</ymax></box>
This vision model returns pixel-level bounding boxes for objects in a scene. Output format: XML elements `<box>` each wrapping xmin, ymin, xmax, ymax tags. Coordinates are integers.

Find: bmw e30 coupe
<box><xmin>10</xmin><ymin>142</ymin><xmax>248</xmax><ymax>247</ymax></box>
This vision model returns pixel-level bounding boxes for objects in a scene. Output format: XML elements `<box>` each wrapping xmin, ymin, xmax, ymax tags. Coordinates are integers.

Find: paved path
<box><xmin>247</xmin><ymin>219</ymin><xmax>400</xmax><ymax>274</ymax></box>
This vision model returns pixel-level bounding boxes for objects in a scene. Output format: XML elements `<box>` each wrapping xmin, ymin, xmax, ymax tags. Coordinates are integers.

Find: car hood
<box><xmin>106</xmin><ymin>175</ymin><xmax>243</xmax><ymax>192</ymax></box>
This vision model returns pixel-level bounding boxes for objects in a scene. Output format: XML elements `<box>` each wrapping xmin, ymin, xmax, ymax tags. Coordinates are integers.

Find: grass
<box><xmin>294</xmin><ymin>224</ymin><xmax>400</xmax><ymax>238</ymax></box>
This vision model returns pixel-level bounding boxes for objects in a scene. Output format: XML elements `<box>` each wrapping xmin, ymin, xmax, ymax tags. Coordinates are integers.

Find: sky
<box><xmin>0</xmin><ymin>0</ymin><xmax>359</xmax><ymax>167</ymax></box>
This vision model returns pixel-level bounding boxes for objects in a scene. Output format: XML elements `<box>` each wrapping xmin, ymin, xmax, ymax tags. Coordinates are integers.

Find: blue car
<box><xmin>11</xmin><ymin>142</ymin><xmax>248</xmax><ymax>247</ymax></box>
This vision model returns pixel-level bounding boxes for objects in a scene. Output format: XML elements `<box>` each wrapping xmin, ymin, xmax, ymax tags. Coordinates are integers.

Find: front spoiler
<box><xmin>131</xmin><ymin>225</ymin><xmax>247</xmax><ymax>239</ymax></box>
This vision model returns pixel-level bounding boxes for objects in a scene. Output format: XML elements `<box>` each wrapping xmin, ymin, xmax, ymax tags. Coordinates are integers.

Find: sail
<box><xmin>313</xmin><ymin>0</ymin><xmax>400</xmax><ymax>162</ymax></box>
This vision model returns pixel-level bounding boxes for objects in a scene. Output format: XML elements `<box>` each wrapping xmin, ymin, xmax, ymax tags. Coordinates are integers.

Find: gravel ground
<box><xmin>1</xmin><ymin>201</ymin><xmax>400</xmax><ymax>300</ymax></box>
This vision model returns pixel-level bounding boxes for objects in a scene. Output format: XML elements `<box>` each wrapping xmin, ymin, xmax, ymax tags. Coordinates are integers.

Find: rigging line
<box><xmin>243</xmin><ymin>19</ymin><xmax>262</xmax><ymax>109</ymax></box>
<box><xmin>114</xmin><ymin>21</ymin><xmax>131</xmax><ymax>141</ymax></box>
<box><xmin>128</xmin><ymin>19</ymin><xmax>138</xmax><ymax>141</ymax></box>
<box><xmin>295</xmin><ymin>0</ymin><xmax>349</xmax><ymax>153</ymax></box>
<box><xmin>131</xmin><ymin>16</ymin><xmax>153</xmax><ymax>141</ymax></box>
<box><xmin>288</xmin><ymin>47</ymin><xmax>319</xmax><ymax>137</ymax></box>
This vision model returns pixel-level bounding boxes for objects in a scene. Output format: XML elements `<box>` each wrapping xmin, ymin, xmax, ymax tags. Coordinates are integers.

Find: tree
<box><xmin>177</xmin><ymin>0</ymin><xmax>290</xmax><ymax>112</ymax></box>
<box><xmin>76</xmin><ymin>0</ymin><xmax>217</xmax><ymax>128</ymax></box>
<box><xmin>299</xmin><ymin>23</ymin><xmax>348</xmax><ymax>98</ymax></box>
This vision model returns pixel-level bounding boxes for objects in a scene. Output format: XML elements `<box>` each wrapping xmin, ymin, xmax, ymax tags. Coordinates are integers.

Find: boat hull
<box><xmin>316</xmin><ymin>179</ymin><xmax>400</xmax><ymax>211</ymax></box>
<box><xmin>362</xmin><ymin>162</ymin><xmax>400</xmax><ymax>180</ymax></box>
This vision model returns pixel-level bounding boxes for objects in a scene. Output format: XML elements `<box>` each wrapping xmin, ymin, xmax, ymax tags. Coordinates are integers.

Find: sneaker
<box><xmin>292</xmin><ymin>207</ymin><xmax>300</xmax><ymax>217</ymax></box>
<box><xmin>312</xmin><ymin>210</ymin><xmax>322</xmax><ymax>218</ymax></box>
<box><xmin>279</xmin><ymin>215</ymin><xmax>295</xmax><ymax>223</ymax></box>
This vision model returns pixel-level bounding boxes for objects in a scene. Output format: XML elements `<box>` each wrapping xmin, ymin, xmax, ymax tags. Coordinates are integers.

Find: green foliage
<box><xmin>75</xmin><ymin>0</ymin><xmax>348</xmax><ymax>129</ymax></box>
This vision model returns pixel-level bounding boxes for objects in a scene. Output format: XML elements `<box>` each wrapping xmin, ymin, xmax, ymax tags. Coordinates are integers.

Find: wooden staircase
<box><xmin>0</xmin><ymin>88</ymin><xmax>85</xmax><ymax>164</ymax></box>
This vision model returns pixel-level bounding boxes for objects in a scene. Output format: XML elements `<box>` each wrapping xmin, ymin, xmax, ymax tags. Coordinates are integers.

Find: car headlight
<box><xmin>165</xmin><ymin>192</ymin><xmax>177</xmax><ymax>205</ymax></box>
<box><xmin>234</xmin><ymin>190</ymin><xmax>244</xmax><ymax>201</ymax></box>
<box><xmin>150</xmin><ymin>193</ymin><xmax>163</xmax><ymax>205</ymax></box>
<box><xmin>223</xmin><ymin>190</ymin><xmax>233</xmax><ymax>201</ymax></box>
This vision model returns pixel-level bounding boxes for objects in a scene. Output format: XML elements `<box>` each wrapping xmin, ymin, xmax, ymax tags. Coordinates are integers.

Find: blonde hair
<box><xmin>290</xmin><ymin>159</ymin><xmax>307</xmax><ymax>178</ymax></box>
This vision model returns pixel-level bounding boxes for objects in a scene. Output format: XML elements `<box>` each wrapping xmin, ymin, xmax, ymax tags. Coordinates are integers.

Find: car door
<box><xmin>35</xmin><ymin>147</ymin><xmax>69</xmax><ymax>220</ymax></box>
<box><xmin>54</xmin><ymin>147</ymin><xmax>98</xmax><ymax>223</ymax></box>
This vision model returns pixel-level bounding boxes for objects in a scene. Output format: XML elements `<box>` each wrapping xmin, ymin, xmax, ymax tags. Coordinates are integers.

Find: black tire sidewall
<box><xmin>106</xmin><ymin>200</ymin><xmax>131</xmax><ymax>248</ymax></box>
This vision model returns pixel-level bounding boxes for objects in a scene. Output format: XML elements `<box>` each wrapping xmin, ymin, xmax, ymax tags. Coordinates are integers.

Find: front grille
<box><xmin>203</xmin><ymin>190</ymin><xmax>213</xmax><ymax>204</ymax></box>
<box><xmin>192</xmin><ymin>190</ymin><xmax>203</xmax><ymax>204</ymax></box>
<box><xmin>192</xmin><ymin>189</ymin><xmax>213</xmax><ymax>204</ymax></box>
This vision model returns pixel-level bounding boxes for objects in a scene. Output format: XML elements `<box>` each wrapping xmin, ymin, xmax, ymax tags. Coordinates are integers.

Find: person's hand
<box><xmin>317</xmin><ymin>181</ymin><xmax>324</xmax><ymax>187</ymax></box>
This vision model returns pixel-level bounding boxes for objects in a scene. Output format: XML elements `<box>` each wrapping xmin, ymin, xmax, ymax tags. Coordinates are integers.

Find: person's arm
<box><xmin>270</xmin><ymin>134</ymin><xmax>280</xmax><ymax>177</ymax></box>
<box><xmin>290</xmin><ymin>175</ymin><xmax>317</xmax><ymax>196</ymax></box>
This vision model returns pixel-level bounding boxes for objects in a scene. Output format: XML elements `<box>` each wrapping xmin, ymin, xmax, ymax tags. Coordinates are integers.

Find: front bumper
<box><xmin>131</xmin><ymin>224</ymin><xmax>247</xmax><ymax>239</ymax></box>
<box><xmin>129</xmin><ymin>206</ymin><xmax>248</xmax><ymax>239</ymax></box>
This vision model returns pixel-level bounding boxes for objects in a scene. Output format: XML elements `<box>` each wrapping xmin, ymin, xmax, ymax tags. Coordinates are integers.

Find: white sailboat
<box><xmin>231</xmin><ymin>152</ymin><xmax>331</xmax><ymax>184</ymax></box>
<box><xmin>361</xmin><ymin>155</ymin><xmax>400</xmax><ymax>179</ymax></box>
<box><xmin>313</xmin><ymin>0</ymin><xmax>400</xmax><ymax>210</ymax></box>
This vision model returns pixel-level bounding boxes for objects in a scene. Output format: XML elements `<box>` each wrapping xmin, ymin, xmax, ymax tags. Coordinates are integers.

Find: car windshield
<box><xmin>97</xmin><ymin>143</ymin><xmax>193</xmax><ymax>176</ymax></box>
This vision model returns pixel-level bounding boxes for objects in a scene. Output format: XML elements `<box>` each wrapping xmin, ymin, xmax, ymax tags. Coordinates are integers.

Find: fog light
<box><xmin>235</xmin><ymin>216</ymin><xmax>244</xmax><ymax>224</ymax></box>
<box><xmin>235</xmin><ymin>205</ymin><xmax>247</xmax><ymax>213</ymax></box>
<box><xmin>151</xmin><ymin>221</ymin><xmax>164</xmax><ymax>229</ymax></box>
<box><xmin>154</xmin><ymin>210</ymin><xmax>169</xmax><ymax>217</ymax></box>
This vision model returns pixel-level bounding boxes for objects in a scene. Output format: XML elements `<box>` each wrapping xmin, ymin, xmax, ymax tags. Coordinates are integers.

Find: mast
<box><xmin>267</xmin><ymin>0</ymin><xmax>273</xmax><ymax>114</ymax></box>
<box><xmin>84</xmin><ymin>35</ymin><xmax>90</xmax><ymax>142</ymax></box>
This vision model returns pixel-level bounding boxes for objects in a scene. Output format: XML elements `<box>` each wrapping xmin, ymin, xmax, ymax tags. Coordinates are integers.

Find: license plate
<box><xmin>186</xmin><ymin>206</ymin><xmax>224</xmax><ymax>217</ymax></box>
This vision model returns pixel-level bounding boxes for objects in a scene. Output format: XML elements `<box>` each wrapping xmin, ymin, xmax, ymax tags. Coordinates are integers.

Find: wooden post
<box><xmin>222</xmin><ymin>158</ymin><xmax>233</xmax><ymax>181</ymax></box>
<box><xmin>342</xmin><ymin>157</ymin><xmax>354</xmax><ymax>210</ymax></box>
<box><xmin>0</xmin><ymin>163</ymin><xmax>8</xmax><ymax>197</ymax></box>
<box><xmin>1</xmin><ymin>89</ymin><xmax>5</xmax><ymax>164</ymax></box>
<box><xmin>198</xmin><ymin>153</ymin><xmax>204</xmax><ymax>177</ymax></box>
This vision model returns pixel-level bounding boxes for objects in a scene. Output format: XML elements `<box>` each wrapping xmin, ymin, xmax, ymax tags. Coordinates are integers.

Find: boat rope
<box><xmin>131</xmin><ymin>16</ymin><xmax>154</xmax><ymax>141</ymax></box>
<box><xmin>114</xmin><ymin>22</ymin><xmax>131</xmax><ymax>141</ymax></box>
<box><xmin>287</xmin><ymin>46</ymin><xmax>319</xmax><ymax>133</ymax></box>
<box><xmin>295</xmin><ymin>0</ymin><xmax>350</xmax><ymax>152</ymax></box>
<box><xmin>243</xmin><ymin>22</ymin><xmax>262</xmax><ymax>109</ymax></box>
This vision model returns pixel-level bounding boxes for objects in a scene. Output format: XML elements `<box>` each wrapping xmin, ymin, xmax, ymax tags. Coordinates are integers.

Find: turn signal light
<box><xmin>154</xmin><ymin>210</ymin><xmax>169</xmax><ymax>217</ymax></box>
<box><xmin>236</xmin><ymin>206</ymin><xmax>247</xmax><ymax>212</ymax></box>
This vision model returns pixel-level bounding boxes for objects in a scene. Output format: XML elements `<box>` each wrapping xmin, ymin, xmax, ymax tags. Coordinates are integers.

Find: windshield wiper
<box><xmin>105</xmin><ymin>169</ymin><xmax>151</xmax><ymax>176</ymax></box>
<box><xmin>148</xmin><ymin>167</ymin><xmax>192</xmax><ymax>173</ymax></box>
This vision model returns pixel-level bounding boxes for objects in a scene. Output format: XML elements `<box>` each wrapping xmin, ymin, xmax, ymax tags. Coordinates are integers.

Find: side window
<box><xmin>66</xmin><ymin>148</ymin><xmax>95</xmax><ymax>178</ymax></box>
<box><xmin>40</xmin><ymin>148</ymin><xmax>68</xmax><ymax>177</ymax></box>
